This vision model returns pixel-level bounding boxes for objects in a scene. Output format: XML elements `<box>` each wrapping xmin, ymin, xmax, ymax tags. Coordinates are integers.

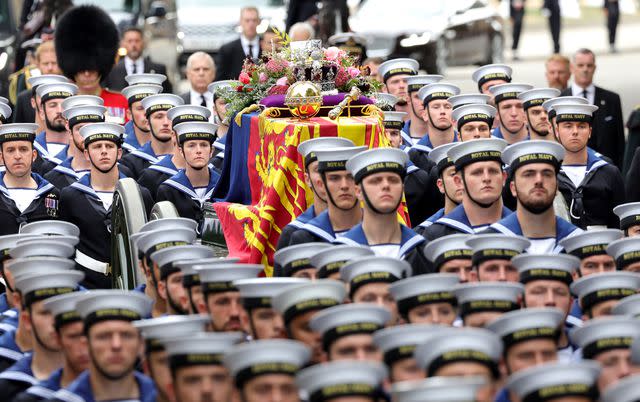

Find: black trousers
<box><xmin>548</xmin><ymin>3</ymin><xmax>561</xmax><ymax>53</ymax></box>
<box><xmin>511</xmin><ymin>6</ymin><xmax>525</xmax><ymax>50</ymax></box>
<box><xmin>606</xmin><ymin>2</ymin><xmax>620</xmax><ymax>45</ymax></box>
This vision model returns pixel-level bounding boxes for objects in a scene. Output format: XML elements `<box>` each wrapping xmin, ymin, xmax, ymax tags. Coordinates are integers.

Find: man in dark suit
<box><xmin>510</xmin><ymin>0</ymin><xmax>525</xmax><ymax>60</ymax></box>
<box><xmin>561</xmin><ymin>48</ymin><xmax>624</xmax><ymax>168</ymax></box>
<box><xmin>179</xmin><ymin>52</ymin><xmax>216</xmax><ymax>116</ymax></box>
<box><xmin>215</xmin><ymin>7</ymin><xmax>261</xmax><ymax>81</ymax></box>
<box><xmin>544</xmin><ymin>0</ymin><xmax>561</xmax><ymax>53</ymax></box>
<box><xmin>103</xmin><ymin>27</ymin><xmax>173</xmax><ymax>94</ymax></box>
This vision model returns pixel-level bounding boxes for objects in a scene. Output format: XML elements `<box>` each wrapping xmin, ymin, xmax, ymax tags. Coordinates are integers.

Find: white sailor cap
<box><xmin>0</xmin><ymin>103</ymin><xmax>11</xmax><ymax>122</ymax></box>
<box><xmin>502</xmin><ymin>140</ymin><xmax>565</xmax><ymax>172</ymax></box>
<box><xmin>17</xmin><ymin>234</ymin><xmax>79</xmax><ymax>248</ymax></box>
<box><xmin>633</xmin><ymin>336</ymin><xmax>640</xmax><ymax>364</ymax></box>
<box><xmin>150</xmin><ymin>244</ymin><xmax>216</xmax><ymax>280</ymax></box>
<box><xmin>423</xmin><ymin>234</ymin><xmax>472</xmax><ymax>269</ymax></box>
<box><xmin>601</xmin><ymin>374</ymin><xmax>640</xmax><ymax>402</ymax></box>
<box><xmin>466</xmin><ymin>234</ymin><xmax>530</xmax><ymax>266</ymax></box>
<box><xmin>6</xmin><ymin>257</ymin><xmax>75</xmax><ymax>279</ymax></box>
<box><xmin>36</xmin><ymin>82</ymin><xmax>78</xmax><ymax>102</ymax></box>
<box><xmin>225</xmin><ymin>339</ymin><xmax>311</xmax><ymax>386</ymax></box>
<box><xmin>453</xmin><ymin>282</ymin><xmax>523</xmax><ymax>319</ymax></box>
<box><xmin>414</xmin><ymin>327</ymin><xmax>503</xmax><ymax>377</ymax></box>
<box><xmin>518</xmin><ymin>88</ymin><xmax>561</xmax><ymax>110</ymax></box>
<box><xmin>309</xmin><ymin>245</ymin><xmax>374</xmax><ymax>279</ymax></box>
<box><xmin>447</xmin><ymin>137</ymin><xmax>506</xmax><ymax>170</ymax></box>
<box><xmin>164</xmin><ymin>332</ymin><xmax>245</xmax><ymax>369</ymax></box>
<box><xmin>197</xmin><ymin>264</ymin><xmax>263</xmax><ymax>294</ymax></box>
<box><xmin>0</xmin><ymin>234</ymin><xmax>38</xmax><ymax>261</ymax></box>
<box><xmin>542</xmin><ymin>96</ymin><xmax>588</xmax><ymax>114</ymax></box>
<box><xmin>273</xmin><ymin>243</ymin><xmax>332</xmax><ymax>277</ymax></box>
<box><xmin>472</xmin><ymin>64</ymin><xmax>513</xmax><ymax>89</ymax></box>
<box><xmin>0</xmin><ymin>123</ymin><xmax>39</xmax><ymax>143</ymax></box>
<box><xmin>135</xmin><ymin>227</ymin><xmax>197</xmax><ymax>257</ymax></box>
<box><xmin>373</xmin><ymin>323</ymin><xmax>448</xmax><ymax>366</ymax></box>
<box><xmin>173</xmin><ymin>121</ymin><xmax>217</xmax><ymax>145</ymax></box>
<box><xmin>428</xmin><ymin>143</ymin><xmax>457</xmax><ymax>176</ymax></box>
<box><xmin>310</xmin><ymin>304</ymin><xmax>391</xmax><ymax>351</ymax></box>
<box><xmin>553</xmin><ymin>103</ymin><xmax>599</xmax><ymax>123</ymax></box>
<box><xmin>341</xmin><ymin>256</ymin><xmax>411</xmax><ymax>297</ymax></box>
<box><xmin>570</xmin><ymin>272</ymin><xmax>640</xmax><ymax>312</ymax></box>
<box><xmin>345</xmin><ymin>147</ymin><xmax>408</xmax><ymax>183</ymax></box>
<box><xmin>208</xmin><ymin>80</ymin><xmax>236</xmax><ymax>100</ymax></box>
<box><xmin>137</xmin><ymin>217</ymin><xmax>198</xmax><ymax>233</ymax></box>
<box><xmin>449</xmin><ymin>93</ymin><xmax>491</xmax><ymax>110</ymax></box>
<box><xmin>141</xmin><ymin>93</ymin><xmax>184</xmax><ymax>116</ymax></box>
<box><xmin>572</xmin><ymin>316</ymin><xmax>640</xmax><ymax>359</ymax></box>
<box><xmin>296</xmin><ymin>361</ymin><xmax>386</xmax><ymax>402</ymax></box>
<box><xmin>62</xmin><ymin>95</ymin><xmax>104</xmax><ymax>111</ymax></box>
<box><xmin>79</xmin><ymin>122</ymin><xmax>124</xmax><ymax>146</ymax></box>
<box><xmin>486</xmin><ymin>307</ymin><xmax>564</xmax><ymax>350</ymax></box>
<box><xmin>511</xmin><ymin>253</ymin><xmax>579</xmax><ymax>285</ymax></box>
<box><xmin>389</xmin><ymin>273</ymin><xmax>459</xmax><ymax>319</ymax></box>
<box><xmin>391</xmin><ymin>376</ymin><xmax>487</xmax><ymax>402</ymax></box>
<box><xmin>417</xmin><ymin>82</ymin><xmax>460</xmax><ymax>105</ymax></box>
<box><xmin>14</xmin><ymin>270</ymin><xmax>83</xmax><ymax>307</ymax></box>
<box><xmin>43</xmin><ymin>291</ymin><xmax>88</xmax><ymax>329</ymax></box>
<box><xmin>405</xmin><ymin>74</ymin><xmax>444</xmax><ymax>93</ymax></box>
<box><xmin>488</xmin><ymin>83</ymin><xmax>534</xmax><ymax>104</ymax></box>
<box><xmin>133</xmin><ymin>314</ymin><xmax>211</xmax><ymax>351</ymax></box>
<box><xmin>234</xmin><ymin>277</ymin><xmax>309</xmax><ymax>309</ymax></box>
<box><xmin>315</xmin><ymin>146</ymin><xmax>367</xmax><ymax>173</ymax></box>
<box><xmin>374</xmin><ymin>93</ymin><xmax>399</xmax><ymax>111</ymax></box>
<box><xmin>614</xmin><ymin>202</ymin><xmax>640</xmax><ymax>231</ymax></box>
<box><xmin>451</xmin><ymin>104</ymin><xmax>497</xmax><ymax>133</ymax></box>
<box><xmin>167</xmin><ymin>105</ymin><xmax>212</xmax><ymax>127</ymax></box>
<box><xmin>297</xmin><ymin>137</ymin><xmax>356</xmax><ymax>168</ymax></box>
<box><xmin>175</xmin><ymin>257</ymin><xmax>240</xmax><ymax>288</ymax></box>
<box><xmin>125</xmin><ymin>73</ymin><xmax>167</xmax><ymax>86</ymax></box>
<box><xmin>20</xmin><ymin>220</ymin><xmax>80</xmax><ymax>237</ymax></box>
<box><xmin>62</xmin><ymin>105</ymin><xmax>106</xmax><ymax>128</ymax></box>
<box><xmin>121</xmin><ymin>84</ymin><xmax>163</xmax><ymax>105</ymax></box>
<box><xmin>378</xmin><ymin>58</ymin><xmax>419</xmax><ymax>82</ymax></box>
<box><xmin>9</xmin><ymin>238</ymin><xmax>75</xmax><ymax>259</ymax></box>
<box><xmin>27</xmin><ymin>74</ymin><xmax>69</xmax><ymax>89</ymax></box>
<box><xmin>506</xmin><ymin>361</ymin><xmax>600</xmax><ymax>402</ymax></box>
<box><xmin>271</xmin><ymin>280</ymin><xmax>346</xmax><ymax>325</ymax></box>
<box><xmin>382</xmin><ymin>111</ymin><xmax>407</xmax><ymax>130</ymax></box>
<box><xmin>559</xmin><ymin>228</ymin><xmax>623</xmax><ymax>260</ymax></box>
<box><xmin>613</xmin><ymin>294</ymin><xmax>640</xmax><ymax>317</ymax></box>
<box><xmin>76</xmin><ymin>290</ymin><xmax>153</xmax><ymax>329</ymax></box>
<box><xmin>0</xmin><ymin>96</ymin><xmax>7</xmax><ymax>104</ymax></box>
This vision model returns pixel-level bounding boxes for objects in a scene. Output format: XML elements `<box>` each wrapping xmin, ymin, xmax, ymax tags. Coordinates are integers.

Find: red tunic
<box><xmin>100</xmin><ymin>88</ymin><xmax>129</xmax><ymax>124</ymax></box>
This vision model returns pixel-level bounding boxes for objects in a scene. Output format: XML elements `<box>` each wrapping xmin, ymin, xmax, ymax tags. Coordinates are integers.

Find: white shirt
<box><xmin>124</xmin><ymin>56</ymin><xmax>144</xmax><ymax>76</ymax></box>
<box><xmin>96</xmin><ymin>191</ymin><xmax>114</xmax><ymax>211</ymax></box>
<box><xmin>194</xmin><ymin>187</ymin><xmax>208</xmax><ymax>199</ymax></box>
<box><xmin>526</xmin><ymin>238</ymin><xmax>558</xmax><ymax>254</ymax></box>
<box><xmin>190</xmin><ymin>89</ymin><xmax>213</xmax><ymax>108</ymax></box>
<box><xmin>240</xmin><ymin>35</ymin><xmax>260</xmax><ymax>59</ymax></box>
<box><xmin>370</xmin><ymin>244</ymin><xmax>401</xmax><ymax>258</ymax></box>
<box><xmin>563</xmin><ymin>165</ymin><xmax>587</xmax><ymax>188</ymax></box>
<box><xmin>7</xmin><ymin>188</ymin><xmax>37</xmax><ymax>213</ymax></box>
<box><xmin>571</xmin><ymin>82</ymin><xmax>595</xmax><ymax>105</ymax></box>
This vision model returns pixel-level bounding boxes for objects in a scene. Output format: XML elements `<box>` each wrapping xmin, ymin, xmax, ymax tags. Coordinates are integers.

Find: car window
<box><xmin>74</xmin><ymin>0</ymin><xmax>140</xmax><ymax>14</ymax></box>
<box><xmin>0</xmin><ymin>1</ymin><xmax>11</xmax><ymax>33</ymax></box>
<box><xmin>176</xmin><ymin>0</ymin><xmax>284</xmax><ymax>6</ymax></box>
<box><xmin>357</xmin><ymin>0</ymin><xmax>446</xmax><ymax>19</ymax></box>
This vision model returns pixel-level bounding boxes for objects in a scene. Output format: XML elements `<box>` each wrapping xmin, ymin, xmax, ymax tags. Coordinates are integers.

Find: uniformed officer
<box><xmin>423</xmin><ymin>234</ymin><xmax>475</xmax><ymax>282</ymax></box>
<box><xmin>450</xmin><ymin>103</ymin><xmax>496</xmax><ymax>142</ymax></box>
<box><xmin>571</xmin><ymin>272</ymin><xmax>640</xmax><ymax>320</ymax></box>
<box><xmin>518</xmin><ymin>88</ymin><xmax>561</xmax><ymax>141</ymax></box>
<box><xmin>309</xmin><ymin>245</ymin><xmax>373</xmax><ymax>280</ymax></box>
<box><xmin>402</xmin><ymin>75</ymin><xmax>443</xmax><ymax>146</ymax></box>
<box><xmin>542</xmin><ymin>95</ymin><xmax>589</xmax><ymax>139</ymax></box>
<box><xmin>24</xmin><ymin>74</ymin><xmax>70</xmax><ymax>134</ymax></box>
<box><xmin>489</xmin><ymin>83</ymin><xmax>533</xmax><ymax>144</ymax></box>
<box><xmin>466</xmin><ymin>234</ymin><xmax>530</xmax><ymax>282</ymax></box>
<box><xmin>224</xmin><ymin>339</ymin><xmax>311</xmax><ymax>402</ymax></box>
<box><xmin>273</xmin><ymin>243</ymin><xmax>331</xmax><ymax>279</ymax></box>
<box><xmin>382</xmin><ymin>111</ymin><xmax>406</xmax><ymax>149</ymax></box>
<box><xmin>0</xmin><ymin>123</ymin><xmax>60</xmax><ymax>235</ymax></box>
<box><xmin>377</xmin><ymin>59</ymin><xmax>419</xmax><ymax>145</ymax></box>
<box><xmin>607</xmin><ymin>236</ymin><xmax>640</xmax><ymax>272</ymax></box>
<box><xmin>453</xmin><ymin>282</ymin><xmax>523</xmax><ymax>327</ymax></box>
<box><xmin>120</xmin><ymin>74</ymin><xmax>165</xmax><ymax>153</ymax></box>
<box><xmin>388</xmin><ymin>273</ymin><xmax>459</xmax><ymax>325</ymax></box>
<box><xmin>561</xmin><ymin>229</ymin><xmax>623</xmax><ymax>276</ymax></box>
<box><xmin>472</xmin><ymin>64</ymin><xmax>513</xmax><ymax>96</ymax></box>
<box><xmin>613</xmin><ymin>202</ymin><xmax>640</xmax><ymax>237</ymax></box>
<box><xmin>207</xmin><ymin>80</ymin><xmax>236</xmax><ymax>170</ymax></box>
<box><xmin>392</xmin><ymin>376</ymin><xmax>488</xmax><ymax>402</ymax></box>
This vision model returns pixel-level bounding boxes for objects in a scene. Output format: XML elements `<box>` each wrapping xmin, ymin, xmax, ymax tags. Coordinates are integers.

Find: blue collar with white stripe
<box><xmin>24</xmin><ymin>367</ymin><xmax>62</xmax><ymax>399</ymax></box>
<box><xmin>0</xmin><ymin>353</ymin><xmax>36</xmax><ymax>385</ymax></box>
<box><xmin>288</xmin><ymin>205</ymin><xmax>316</xmax><ymax>229</ymax></box>
<box><xmin>417</xmin><ymin>207</ymin><xmax>446</xmax><ymax>228</ymax></box>
<box><xmin>122</xmin><ymin>120</ymin><xmax>148</xmax><ymax>153</ymax></box>
<box><xmin>0</xmin><ymin>329</ymin><xmax>23</xmax><ymax>362</ymax></box>
<box><xmin>491</xmin><ymin>126</ymin><xmax>530</xmax><ymax>141</ymax></box>
<box><xmin>130</xmin><ymin>141</ymin><xmax>161</xmax><ymax>163</ymax></box>
<box><xmin>336</xmin><ymin>223</ymin><xmax>425</xmax><ymax>258</ymax></box>
<box><xmin>33</xmin><ymin>131</ymin><xmax>62</xmax><ymax>164</ymax></box>
<box><xmin>488</xmin><ymin>212</ymin><xmax>582</xmax><ymax>252</ymax></box>
<box><xmin>410</xmin><ymin>130</ymin><xmax>458</xmax><ymax>154</ymax></box>
<box><xmin>163</xmin><ymin>168</ymin><xmax>220</xmax><ymax>204</ymax></box>
<box><xmin>435</xmin><ymin>204</ymin><xmax>512</xmax><ymax>234</ymax></box>
<box><xmin>69</xmin><ymin>172</ymin><xmax>126</xmax><ymax>201</ymax></box>
<box><xmin>0</xmin><ymin>172</ymin><xmax>54</xmax><ymax>200</ymax></box>
<box><xmin>562</xmin><ymin>147</ymin><xmax>608</xmax><ymax>173</ymax></box>
<box><xmin>148</xmin><ymin>155</ymin><xmax>179</xmax><ymax>176</ymax></box>
<box><xmin>52</xmin><ymin>370</ymin><xmax>157</xmax><ymax>402</ymax></box>
<box><xmin>52</xmin><ymin>157</ymin><xmax>89</xmax><ymax>180</ymax></box>
<box><xmin>301</xmin><ymin>210</ymin><xmax>338</xmax><ymax>242</ymax></box>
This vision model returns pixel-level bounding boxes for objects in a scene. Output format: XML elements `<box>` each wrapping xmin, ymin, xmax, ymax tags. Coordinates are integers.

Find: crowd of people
<box><xmin>1</xmin><ymin>2</ymin><xmax>640</xmax><ymax>402</ymax></box>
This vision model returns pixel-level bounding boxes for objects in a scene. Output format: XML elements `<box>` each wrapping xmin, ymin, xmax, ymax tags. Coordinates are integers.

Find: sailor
<box><xmin>402</xmin><ymin>75</ymin><xmax>443</xmax><ymax>146</ymax></box>
<box><xmin>273</xmin><ymin>243</ymin><xmax>331</xmax><ymax>279</ymax></box>
<box><xmin>472</xmin><ymin>64</ymin><xmax>513</xmax><ymax>97</ymax></box>
<box><xmin>59</xmin><ymin>122</ymin><xmax>153</xmax><ymax>288</ymax></box>
<box><xmin>421</xmin><ymin>139</ymin><xmax>510</xmax><ymax>241</ymax></box>
<box><xmin>602</xmin><ymin>375</ymin><xmax>640</xmax><ymax>402</ymax></box>
<box><xmin>423</xmin><ymin>234</ymin><xmax>475</xmax><ymax>283</ymax></box>
<box><xmin>451</xmin><ymin>103</ymin><xmax>497</xmax><ymax>142</ymax></box>
<box><xmin>163</xmin><ymin>332</ymin><xmax>244</xmax><ymax>402</ymax></box>
<box><xmin>466</xmin><ymin>234</ymin><xmax>530</xmax><ymax>282</ymax></box>
<box><xmin>388</xmin><ymin>273</ymin><xmax>459</xmax><ymax>325</ymax></box>
<box><xmin>48</xmin><ymin>290</ymin><xmax>156</xmax><ymax>402</ymax></box>
<box><xmin>377</xmin><ymin>58</ymin><xmax>419</xmax><ymax>146</ymax></box>
<box><xmin>382</xmin><ymin>111</ymin><xmax>406</xmax><ymax>149</ymax></box>
<box><xmin>486</xmin><ymin>140</ymin><xmax>582</xmax><ymax>253</ymax></box>
<box><xmin>562</xmin><ymin>229</ymin><xmax>623</xmax><ymax>277</ymax></box>
<box><xmin>0</xmin><ymin>123</ymin><xmax>60</xmax><ymax>235</ymax></box>
<box><xmin>392</xmin><ymin>376</ymin><xmax>489</xmax><ymax>402</ymax></box>
<box><xmin>337</xmin><ymin>148</ymin><xmax>429</xmax><ymax>274</ymax></box>
<box><xmin>288</xmin><ymin>146</ymin><xmax>365</xmax><ymax>245</ymax></box>
<box><xmin>449</xmin><ymin>93</ymin><xmax>491</xmax><ymax>110</ymax></box>
<box><xmin>613</xmin><ymin>202</ymin><xmax>640</xmax><ymax>237</ymax></box>
<box><xmin>208</xmin><ymin>80</ymin><xmax>235</xmax><ymax>170</ymax></box>
<box><xmin>542</xmin><ymin>95</ymin><xmax>589</xmax><ymax>140</ymax></box>
<box><xmin>489</xmin><ymin>83</ymin><xmax>533</xmax><ymax>144</ymax></box>
<box><xmin>309</xmin><ymin>245</ymin><xmax>373</xmax><ymax>280</ymax></box>
<box><xmin>607</xmin><ymin>236</ymin><xmax>640</xmax><ymax>272</ymax></box>
<box><xmin>22</xmin><ymin>74</ymin><xmax>70</xmax><ymax>134</ymax></box>
<box><xmin>518</xmin><ymin>88</ymin><xmax>561</xmax><ymax>141</ymax></box>
<box><xmin>613</xmin><ymin>294</ymin><xmax>640</xmax><ymax>317</ymax></box>
<box><xmin>571</xmin><ymin>272</ymin><xmax>640</xmax><ymax>319</ymax></box>
<box><xmin>453</xmin><ymin>282</ymin><xmax>523</xmax><ymax>327</ymax></box>
<box><xmin>120</xmin><ymin>74</ymin><xmax>165</xmax><ymax>153</ymax></box>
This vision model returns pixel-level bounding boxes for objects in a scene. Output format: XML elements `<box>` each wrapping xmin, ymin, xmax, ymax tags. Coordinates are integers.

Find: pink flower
<box><xmin>338</xmin><ymin>49</ymin><xmax>347</xmax><ymax>60</ymax></box>
<box><xmin>268</xmin><ymin>85</ymin><xmax>289</xmax><ymax>96</ymax></box>
<box><xmin>324</xmin><ymin>46</ymin><xmax>341</xmax><ymax>61</ymax></box>
<box><xmin>347</xmin><ymin>67</ymin><xmax>360</xmax><ymax>78</ymax></box>
<box><xmin>276</xmin><ymin>76</ymin><xmax>289</xmax><ymax>86</ymax></box>
<box><xmin>335</xmin><ymin>67</ymin><xmax>349</xmax><ymax>87</ymax></box>
<box><xmin>259</xmin><ymin>72</ymin><xmax>268</xmax><ymax>83</ymax></box>
<box><xmin>239</xmin><ymin>72</ymin><xmax>251</xmax><ymax>84</ymax></box>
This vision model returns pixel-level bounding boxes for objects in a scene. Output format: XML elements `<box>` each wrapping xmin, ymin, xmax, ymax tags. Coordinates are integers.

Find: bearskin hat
<box><xmin>55</xmin><ymin>5</ymin><xmax>119</xmax><ymax>81</ymax></box>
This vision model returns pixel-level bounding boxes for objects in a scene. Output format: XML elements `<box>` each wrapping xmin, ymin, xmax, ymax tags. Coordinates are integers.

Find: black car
<box><xmin>350</xmin><ymin>0</ymin><xmax>504</xmax><ymax>74</ymax></box>
<box><xmin>0</xmin><ymin>0</ymin><xmax>17</xmax><ymax>98</ymax></box>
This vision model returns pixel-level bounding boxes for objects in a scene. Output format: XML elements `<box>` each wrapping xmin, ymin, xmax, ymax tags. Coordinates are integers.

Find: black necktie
<box><xmin>247</xmin><ymin>44</ymin><xmax>253</xmax><ymax>59</ymax></box>
<box><xmin>582</xmin><ymin>89</ymin><xmax>588</xmax><ymax>99</ymax></box>
<box><xmin>200</xmin><ymin>95</ymin><xmax>207</xmax><ymax>108</ymax></box>
<box><xmin>132</xmin><ymin>63</ymin><xmax>137</xmax><ymax>75</ymax></box>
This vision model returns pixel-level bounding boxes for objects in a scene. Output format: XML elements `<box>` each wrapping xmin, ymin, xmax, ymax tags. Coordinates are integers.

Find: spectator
<box><xmin>363</xmin><ymin>57</ymin><xmax>384</xmax><ymax>83</ymax></box>
<box><xmin>260</xmin><ymin>27</ymin><xmax>283</xmax><ymax>53</ymax></box>
<box><xmin>285</xmin><ymin>0</ymin><xmax>318</xmax><ymax>33</ymax></box>
<box><xmin>103</xmin><ymin>27</ymin><xmax>173</xmax><ymax>94</ymax></box>
<box><xmin>215</xmin><ymin>7</ymin><xmax>261</xmax><ymax>81</ymax></box>
<box><xmin>289</xmin><ymin>22</ymin><xmax>315</xmax><ymax>41</ymax></box>
<box><xmin>180</xmin><ymin>52</ymin><xmax>216</xmax><ymax>111</ymax></box>
<box><xmin>545</xmin><ymin>54</ymin><xmax>571</xmax><ymax>91</ymax></box>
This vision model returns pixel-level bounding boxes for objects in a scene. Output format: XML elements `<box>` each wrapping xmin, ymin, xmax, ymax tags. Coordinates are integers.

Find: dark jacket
<box><xmin>215</xmin><ymin>38</ymin><xmax>261</xmax><ymax>81</ymax></box>
<box><xmin>421</xmin><ymin>204</ymin><xmax>512</xmax><ymax>241</ymax></box>
<box><xmin>0</xmin><ymin>173</ymin><xmax>59</xmax><ymax>236</ymax></box>
<box><xmin>156</xmin><ymin>168</ymin><xmax>220</xmax><ymax>226</ymax></box>
<box><xmin>103</xmin><ymin>57</ymin><xmax>173</xmax><ymax>93</ymax></box>
<box><xmin>12</xmin><ymin>89</ymin><xmax>35</xmax><ymax>124</ymax></box>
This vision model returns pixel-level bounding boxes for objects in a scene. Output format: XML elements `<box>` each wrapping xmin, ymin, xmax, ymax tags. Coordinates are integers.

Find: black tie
<box><xmin>132</xmin><ymin>63</ymin><xmax>137</xmax><ymax>75</ymax></box>
<box><xmin>200</xmin><ymin>95</ymin><xmax>207</xmax><ymax>108</ymax></box>
<box><xmin>247</xmin><ymin>44</ymin><xmax>253</xmax><ymax>59</ymax></box>
<box><xmin>582</xmin><ymin>89</ymin><xmax>588</xmax><ymax>100</ymax></box>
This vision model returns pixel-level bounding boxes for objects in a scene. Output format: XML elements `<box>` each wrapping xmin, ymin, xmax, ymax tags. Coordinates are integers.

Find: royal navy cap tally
<box><xmin>310</xmin><ymin>304</ymin><xmax>391</xmax><ymax>351</ymax></box>
<box><xmin>167</xmin><ymin>105</ymin><xmax>212</xmax><ymax>127</ymax></box>
<box><xmin>121</xmin><ymin>84</ymin><xmax>163</xmax><ymax>105</ymax></box>
<box><xmin>141</xmin><ymin>93</ymin><xmax>184</xmax><ymax>116</ymax></box>
<box><xmin>79</xmin><ymin>122</ymin><xmax>124</xmax><ymax>146</ymax></box>
<box><xmin>414</xmin><ymin>327</ymin><xmax>503</xmax><ymax>377</ymax></box>
<box><xmin>489</xmin><ymin>83</ymin><xmax>534</xmax><ymax>104</ymax></box>
<box><xmin>571</xmin><ymin>272</ymin><xmax>640</xmax><ymax>312</ymax></box>
<box><xmin>373</xmin><ymin>324</ymin><xmax>447</xmax><ymax>367</ymax></box>
<box><xmin>614</xmin><ymin>202</ymin><xmax>640</xmax><ymax>231</ymax></box>
<box><xmin>274</xmin><ymin>243</ymin><xmax>332</xmax><ymax>277</ymax></box>
<box><xmin>6</xmin><ymin>257</ymin><xmax>75</xmax><ymax>278</ymax></box>
<box><xmin>224</xmin><ymin>339</ymin><xmax>311</xmax><ymax>386</ymax></box>
<box><xmin>164</xmin><ymin>332</ymin><xmax>245</xmax><ymax>370</ymax></box>
<box><xmin>27</xmin><ymin>74</ymin><xmax>69</xmax><ymax>89</ymax></box>
<box><xmin>518</xmin><ymin>88</ymin><xmax>562</xmax><ymax>110</ymax></box>
<box><xmin>0</xmin><ymin>123</ymin><xmax>39</xmax><ymax>143</ymax></box>
<box><xmin>472</xmin><ymin>64</ymin><xmax>512</xmax><ymax>89</ymax></box>
<box><xmin>449</xmin><ymin>93</ymin><xmax>491</xmax><ymax>110</ymax></box>
<box><xmin>135</xmin><ymin>227</ymin><xmax>196</xmax><ymax>258</ymax></box>
<box><xmin>453</xmin><ymin>282</ymin><xmax>523</xmax><ymax>318</ymax></box>
<box><xmin>466</xmin><ymin>234</ymin><xmax>530</xmax><ymax>266</ymax></box>
<box><xmin>345</xmin><ymin>147</ymin><xmax>409</xmax><ymax>184</ymax></box>
<box><xmin>197</xmin><ymin>264</ymin><xmax>262</xmax><ymax>294</ymax></box>
<box><xmin>310</xmin><ymin>245</ymin><xmax>374</xmax><ymax>279</ymax></box>
<box><xmin>392</xmin><ymin>376</ymin><xmax>487</xmax><ymax>402</ymax></box>
<box><xmin>418</xmin><ymin>82</ymin><xmax>460</xmax><ymax>105</ymax></box>
<box><xmin>150</xmin><ymin>244</ymin><xmax>216</xmax><ymax>281</ymax></box>
<box><xmin>133</xmin><ymin>314</ymin><xmax>211</xmax><ymax>352</ymax></box>
<box><xmin>297</xmin><ymin>137</ymin><xmax>356</xmax><ymax>168</ymax></box>
<box><xmin>613</xmin><ymin>294</ymin><xmax>640</xmax><ymax>317</ymax></box>
<box><xmin>43</xmin><ymin>291</ymin><xmax>87</xmax><ymax>329</ymax></box>
<box><xmin>315</xmin><ymin>146</ymin><xmax>367</xmax><ymax>173</ymax></box>
<box><xmin>389</xmin><ymin>273</ymin><xmax>459</xmax><ymax>319</ymax></box>
<box><xmin>428</xmin><ymin>143</ymin><xmax>457</xmax><ymax>176</ymax></box>
<box><xmin>511</xmin><ymin>254</ymin><xmax>579</xmax><ymax>285</ymax></box>
<box><xmin>572</xmin><ymin>316</ymin><xmax>640</xmax><ymax>359</ymax></box>
<box><xmin>447</xmin><ymin>138</ymin><xmax>506</xmax><ymax>170</ymax></box>
<box><xmin>173</xmin><ymin>121</ymin><xmax>217</xmax><ymax>145</ymax></box>
<box><xmin>174</xmin><ymin>257</ymin><xmax>240</xmax><ymax>288</ymax></box>
<box><xmin>506</xmin><ymin>361</ymin><xmax>600</xmax><ymax>402</ymax></box>
<box><xmin>62</xmin><ymin>105</ymin><xmax>107</xmax><ymax>128</ymax></box>
<box><xmin>553</xmin><ymin>103</ymin><xmax>599</xmax><ymax>124</ymax></box>
<box><xmin>405</xmin><ymin>75</ymin><xmax>444</xmax><ymax>93</ymax></box>
<box><xmin>423</xmin><ymin>234</ymin><xmax>472</xmax><ymax>269</ymax></box>
<box><xmin>0</xmin><ymin>103</ymin><xmax>11</xmax><ymax>122</ymax></box>
<box><xmin>9</xmin><ymin>238</ymin><xmax>75</xmax><ymax>259</ymax></box>
<box><xmin>382</xmin><ymin>111</ymin><xmax>407</xmax><ymax>130</ymax></box>
<box><xmin>61</xmin><ymin>95</ymin><xmax>104</xmax><ymax>111</ymax></box>
<box><xmin>14</xmin><ymin>270</ymin><xmax>84</xmax><ymax>307</ymax></box>
<box><xmin>502</xmin><ymin>140</ymin><xmax>565</xmax><ymax>172</ymax></box>
<box><xmin>76</xmin><ymin>290</ymin><xmax>153</xmax><ymax>328</ymax></box>
<box><xmin>341</xmin><ymin>256</ymin><xmax>410</xmax><ymax>297</ymax></box>
<box><xmin>125</xmin><ymin>73</ymin><xmax>167</xmax><ymax>86</ymax></box>
<box><xmin>37</xmin><ymin>82</ymin><xmax>78</xmax><ymax>103</ymax></box>
<box><xmin>607</xmin><ymin>237</ymin><xmax>640</xmax><ymax>270</ymax></box>
<box><xmin>378</xmin><ymin>58</ymin><xmax>419</xmax><ymax>82</ymax></box>
<box><xmin>296</xmin><ymin>360</ymin><xmax>386</xmax><ymax>402</ymax></box>
<box><xmin>451</xmin><ymin>103</ymin><xmax>497</xmax><ymax>132</ymax></box>
<box><xmin>486</xmin><ymin>308</ymin><xmax>563</xmax><ymax>349</ymax></box>
<box><xmin>375</xmin><ymin>93</ymin><xmax>399</xmax><ymax>111</ymax></box>
<box><xmin>234</xmin><ymin>277</ymin><xmax>309</xmax><ymax>310</ymax></box>
<box><xmin>601</xmin><ymin>374</ymin><xmax>640</xmax><ymax>402</ymax></box>
<box><xmin>20</xmin><ymin>220</ymin><xmax>80</xmax><ymax>237</ymax></box>
<box><xmin>560</xmin><ymin>228</ymin><xmax>623</xmax><ymax>260</ymax></box>
<box><xmin>0</xmin><ymin>234</ymin><xmax>37</xmax><ymax>261</ymax></box>
<box><xmin>208</xmin><ymin>80</ymin><xmax>235</xmax><ymax>101</ymax></box>
<box><xmin>542</xmin><ymin>96</ymin><xmax>588</xmax><ymax>114</ymax></box>
<box><xmin>271</xmin><ymin>280</ymin><xmax>346</xmax><ymax>325</ymax></box>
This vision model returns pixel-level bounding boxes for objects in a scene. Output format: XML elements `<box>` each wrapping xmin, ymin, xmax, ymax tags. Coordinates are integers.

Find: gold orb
<box><xmin>284</xmin><ymin>81</ymin><xmax>323</xmax><ymax>119</ymax></box>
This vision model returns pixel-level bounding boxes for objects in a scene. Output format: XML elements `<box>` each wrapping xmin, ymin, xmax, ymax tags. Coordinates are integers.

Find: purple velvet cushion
<box><xmin>260</xmin><ymin>94</ymin><xmax>375</xmax><ymax>108</ymax></box>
